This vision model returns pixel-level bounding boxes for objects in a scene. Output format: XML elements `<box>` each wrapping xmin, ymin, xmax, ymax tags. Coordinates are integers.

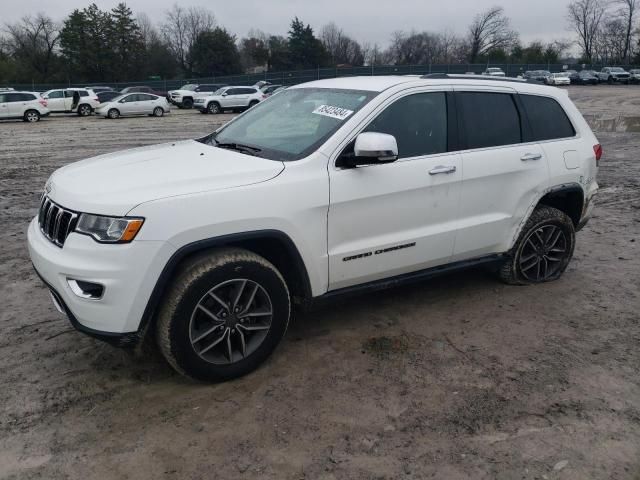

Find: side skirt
<box><xmin>313</xmin><ymin>254</ymin><xmax>505</xmax><ymax>305</ymax></box>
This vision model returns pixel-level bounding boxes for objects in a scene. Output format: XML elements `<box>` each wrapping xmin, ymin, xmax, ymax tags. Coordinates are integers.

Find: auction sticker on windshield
<box><xmin>312</xmin><ymin>105</ymin><xmax>354</xmax><ymax>121</ymax></box>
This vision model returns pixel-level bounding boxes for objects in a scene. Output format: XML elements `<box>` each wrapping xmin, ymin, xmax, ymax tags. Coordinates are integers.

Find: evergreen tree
<box><xmin>287</xmin><ymin>17</ymin><xmax>327</xmax><ymax>69</ymax></box>
<box><xmin>190</xmin><ymin>27</ymin><xmax>242</xmax><ymax>76</ymax></box>
<box><xmin>110</xmin><ymin>3</ymin><xmax>144</xmax><ymax>81</ymax></box>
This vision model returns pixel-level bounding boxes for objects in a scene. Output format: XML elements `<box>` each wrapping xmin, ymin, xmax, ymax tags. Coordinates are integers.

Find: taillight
<box><xmin>593</xmin><ymin>144</ymin><xmax>602</xmax><ymax>166</ymax></box>
<box><xmin>39</xmin><ymin>98</ymin><xmax>47</xmax><ymax>107</ymax></box>
<box><xmin>262</xmin><ymin>95</ymin><xmax>267</xmax><ymax>99</ymax></box>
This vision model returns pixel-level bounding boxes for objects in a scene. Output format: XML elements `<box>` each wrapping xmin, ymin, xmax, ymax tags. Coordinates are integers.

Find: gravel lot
<box><xmin>1</xmin><ymin>86</ymin><xmax>639</xmax><ymax>479</ymax></box>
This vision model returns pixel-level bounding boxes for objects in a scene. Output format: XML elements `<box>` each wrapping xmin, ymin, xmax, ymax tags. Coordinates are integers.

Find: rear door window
<box><xmin>520</xmin><ymin>94</ymin><xmax>576</xmax><ymax>141</ymax></box>
<box><xmin>457</xmin><ymin>92</ymin><xmax>522</xmax><ymax>149</ymax></box>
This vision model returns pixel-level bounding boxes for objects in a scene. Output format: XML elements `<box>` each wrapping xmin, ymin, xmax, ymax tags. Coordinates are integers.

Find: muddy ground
<box><xmin>0</xmin><ymin>86</ymin><xmax>639</xmax><ymax>479</ymax></box>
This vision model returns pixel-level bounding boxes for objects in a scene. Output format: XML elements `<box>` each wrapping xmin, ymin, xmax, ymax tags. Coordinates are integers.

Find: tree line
<box><xmin>1</xmin><ymin>2</ymin><xmax>639</xmax><ymax>85</ymax></box>
<box><xmin>567</xmin><ymin>0</ymin><xmax>638</xmax><ymax>63</ymax></box>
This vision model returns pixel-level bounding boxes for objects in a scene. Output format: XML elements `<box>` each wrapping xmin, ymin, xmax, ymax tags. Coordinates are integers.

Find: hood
<box><xmin>169</xmin><ymin>89</ymin><xmax>193</xmax><ymax>95</ymax></box>
<box><xmin>47</xmin><ymin>140</ymin><xmax>285</xmax><ymax>215</ymax></box>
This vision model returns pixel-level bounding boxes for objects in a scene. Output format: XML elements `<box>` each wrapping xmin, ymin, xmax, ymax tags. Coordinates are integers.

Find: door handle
<box><xmin>429</xmin><ymin>165</ymin><xmax>457</xmax><ymax>175</ymax></box>
<box><xmin>521</xmin><ymin>153</ymin><xmax>542</xmax><ymax>161</ymax></box>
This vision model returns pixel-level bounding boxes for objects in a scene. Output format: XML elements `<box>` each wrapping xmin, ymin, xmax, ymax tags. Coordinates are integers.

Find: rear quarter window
<box><xmin>520</xmin><ymin>94</ymin><xmax>576</xmax><ymax>141</ymax></box>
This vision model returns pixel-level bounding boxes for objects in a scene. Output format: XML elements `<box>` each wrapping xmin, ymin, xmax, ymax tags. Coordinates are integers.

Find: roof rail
<box><xmin>421</xmin><ymin>73</ymin><xmax>540</xmax><ymax>84</ymax></box>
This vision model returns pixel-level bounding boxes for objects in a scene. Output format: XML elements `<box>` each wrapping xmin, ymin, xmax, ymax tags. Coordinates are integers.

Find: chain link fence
<box><xmin>4</xmin><ymin>63</ymin><xmax>640</xmax><ymax>92</ymax></box>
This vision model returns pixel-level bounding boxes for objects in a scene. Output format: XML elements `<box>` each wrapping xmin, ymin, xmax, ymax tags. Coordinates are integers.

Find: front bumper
<box><xmin>27</xmin><ymin>217</ymin><xmax>176</xmax><ymax>340</ymax></box>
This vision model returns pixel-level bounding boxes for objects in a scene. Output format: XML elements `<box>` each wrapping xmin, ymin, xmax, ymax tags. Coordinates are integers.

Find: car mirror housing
<box><xmin>354</xmin><ymin>132</ymin><xmax>399</xmax><ymax>163</ymax></box>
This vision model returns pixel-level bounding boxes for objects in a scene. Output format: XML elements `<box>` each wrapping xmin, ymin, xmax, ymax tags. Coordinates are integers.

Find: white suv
<box><xmin>28</xmin><ymin>75</ymin><xmax>600</xmax><ymax>381</ymax></box>
<box><xmin>194</xmin><ymin>86</ymin><xmax>265</xmax><ymax>114</ymax></box>
<box><xmin>0</xmin><ymin>91</ymin><xmax>49</xmax><ymax>122</ymax></box>
<box><xmin>41</xmin><ymin>88</ymin><xmax>100</xmax><ymax>116</ymax></box>
<box><xmin>168</xmin><ymin>83</ymin><xmax>227</xmax><ymax>108</ymax></box>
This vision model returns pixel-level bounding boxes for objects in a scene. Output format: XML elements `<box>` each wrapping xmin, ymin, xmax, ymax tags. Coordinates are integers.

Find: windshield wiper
<box><xmin>210</xmin><ymin>136</ymin><xmax>262</xmax><ymax>155</ymax></box>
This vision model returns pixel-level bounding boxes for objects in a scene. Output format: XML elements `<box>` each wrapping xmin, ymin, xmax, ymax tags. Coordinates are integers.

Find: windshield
<box><xmin>610</xmin><ymin>67</ymin><xmax>625</xmax><ymax>72</ymax></box>
<box><xmin>108</xmin><ymin>94</ymin><xmax>126</xmax><ymax>103</ymax></box>
<box><xmin>202</xmin><ymin>88</ymin><xmax>377</xmax><ymax>161</ymax></box>
<box><xmin>180</xmin><ymin>84</ymin><xmax>197</xmax><ymax>91</ymax></box>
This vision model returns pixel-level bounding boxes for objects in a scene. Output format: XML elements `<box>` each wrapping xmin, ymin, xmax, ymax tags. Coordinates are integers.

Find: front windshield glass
<box><xmin>181</xmin><ymin>84</ymin><xmax>197</xmax><ymax>90</ymax></box>
<box><xmin>109</xmin><ymin>94</ymin><xmax>125</xmax><ymax>103</ymax></box>
<box><xmin>203</xmin><ymin>88</ymin><xmax>377</xmax><ymax>161</ymax></box>
<box><xmin>610</xmin><ymin>67</ymin><xmax>624</xmax><ymax>72</ymax></box>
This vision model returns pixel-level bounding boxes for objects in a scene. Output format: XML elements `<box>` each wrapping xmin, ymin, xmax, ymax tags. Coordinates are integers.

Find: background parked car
<box><xmin>483</xmin><ymin>67</ymin><xmax>505</xmax><ymax>77</ymax></box>
<box><xmin>120</xmin><ymin>85</ymin><xmax>167</xmax><ymax>97</ymax></box>
<box><xmin>96</xmin><ymin>91</ymin><xmax>122</xmax><ymax>103</ymax></box>
<box><xmin>629</xmin><ymin>69</ymin><xmax>640</xmax><ymax>84</ymax></box>
<box><xmin>194</xmin><ymin>86</ymin><xmax>265</xmax><ymax>114</ymax></box>
<box><xmin>569</xmin><ymin>70</ymin><xmax>599</xmax><ymax>85</ymax></box>
<box><xmin>261</xmin><ymin>84</ymin><xmax>284</xmax><ymax>96</ymax></box>
<box><xmin>0</xmin><ymin>91</ymin><xmax>49</xmax><ymax>122</ymax></box>
<box><xmin>86</xmin><ymin>86</ymin><xmax>113</xmax><ymax>93</ymax></box>
<box><xmin>546</xmin><ymin>72</ymin><xmax>571</xmax><ymax>86</ymax></box>
<box><xmin>598</xmin><ymin>67</ymin><xmax>630</xmax><ymax>84</ymax></box>
<box><xmin>41</xmin><ymin>88</ymin><xmax>99</xmax><ymax>116</ymax></box>
<box><xmin>95</xmin><ymin>93</ymin><xmax>170</xmax><ymax>119</ymax></box>
<box><xmin>0</xmin><ymin>87</ymin><xmax>15</xmax><ymax>92</ymax></box>
<box><xmin>167</xmin><ymin>83</ymin><xmax>227</xmax><ymax>109</ymax></box>
<box><xmin>524</xmin><ymin>70</ymin><xmax>552</xmax><ymax>82</ymax></box>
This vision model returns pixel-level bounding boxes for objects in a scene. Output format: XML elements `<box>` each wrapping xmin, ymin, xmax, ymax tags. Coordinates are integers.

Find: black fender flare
<box><xmin>137</xmin><ymin>230</ymin><xmax>312</xmax><ymax>334</ymax></box>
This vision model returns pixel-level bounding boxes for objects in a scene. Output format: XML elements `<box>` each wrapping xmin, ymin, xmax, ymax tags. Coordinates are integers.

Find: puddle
<box><xmin>583</xmin><ymin>114</ymin><xmax>640</xmax><ymax>133</ymax></box>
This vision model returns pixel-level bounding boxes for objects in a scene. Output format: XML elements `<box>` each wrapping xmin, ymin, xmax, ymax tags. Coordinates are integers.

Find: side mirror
<box><xmin>221</xmin><ymin>92</ymin><xmax>228</xmax><ymax>97</ymax></box>
<box><xmin>119</xmin><ymin>99</ymin><xmax>126</xmax><ymax>103</ymax></box>
<box><xmin>354</xmin><ymin>132</ymin><xmax>398</xmax><ymax>163</ymax></box>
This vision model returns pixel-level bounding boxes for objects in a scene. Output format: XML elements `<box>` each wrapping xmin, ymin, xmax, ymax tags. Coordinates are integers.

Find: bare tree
<box><xmin>567</xmin><ymin>0</ymin><xmax>606</xmax><ymax>62</ymax></box>
<box><xmin>614</xmin><ymin>0</ymin><xmax>638</xmax><ymax>62</ymax></box>
<box><xmin>467</xmin><ymin>6</ymin><xmax>518</xmax><ymax>62</ymax></box>
<box><xmin>4</xmin><ymin>13</ymin><xmax>59</xmax><ymax>80</ymax></box>
<box><xmin>161</xmin><ymin>4</ymin><xmax>216</xmax><ymax>75</ymax></box>
<box><xmin>320</xmin><ymin>22</ymin><xmax>364</xmax><ymax>65</ymax></box>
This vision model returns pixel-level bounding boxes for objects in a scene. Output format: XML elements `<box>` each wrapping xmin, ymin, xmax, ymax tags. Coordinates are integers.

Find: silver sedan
<box><xmin>96</xmin><ymin>93</ymin><xmax>170</xmax><ymax>119</ymax></box>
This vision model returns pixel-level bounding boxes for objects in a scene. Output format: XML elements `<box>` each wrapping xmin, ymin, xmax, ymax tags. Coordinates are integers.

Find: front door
<box><xmin>328</xmin><ymin>90</ymin><xmax>462</xmax><ymax>290</ymax></box>
<box><xmin>0</xmin><ymin>93</ymin><xmax>9</xmax><ymax>118</ymax></box>
<box><xmin>46</xmin><ymin>90</ymin><xmax>66</xmax><ymax>112</ymax></box>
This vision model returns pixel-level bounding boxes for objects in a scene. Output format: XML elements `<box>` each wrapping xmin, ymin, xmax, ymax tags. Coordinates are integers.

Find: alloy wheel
<box><xmin>25</xmin><ymin>111</ymin><xmax>39</xmax><ymax>122</ymax></box>
<box><xmin>189</xmin><ymin>279</ymin><xmax>273</xmax><ymax>364</ymax></box>
<box><xmin>518</xmin><ymin>225</ymin><xmax>568</xmax><ymax>282</ymax></box>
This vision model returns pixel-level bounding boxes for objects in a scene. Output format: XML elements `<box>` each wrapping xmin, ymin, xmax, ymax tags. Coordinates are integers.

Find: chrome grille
<box><xmin>38</xmin><ymin>197</ymin><xmax>78</xmax><ymax>247</ymax></box>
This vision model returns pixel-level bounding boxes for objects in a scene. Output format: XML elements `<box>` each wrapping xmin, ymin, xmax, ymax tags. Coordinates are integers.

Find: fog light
<box><xmin>67</xmin><ymin>279</ymin><xmax>104</xmax><ymax>299</ymax></box>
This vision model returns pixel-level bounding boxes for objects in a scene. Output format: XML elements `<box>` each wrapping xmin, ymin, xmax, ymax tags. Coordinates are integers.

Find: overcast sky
<box><xmin>3</xmin><ymin>0</ymin><xmax>574</xmax><ymax>47</ymax></box>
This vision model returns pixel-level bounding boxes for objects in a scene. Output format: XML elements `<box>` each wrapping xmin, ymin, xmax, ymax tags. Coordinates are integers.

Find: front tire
<box><xmin>107</xmin><ymin>108</ymin><xmax>120</xmax><ymax>119</ymax></box>
<box><xmin>499</xmin><ymin>206</ymin><xmax>575</xmax><ymax>285</ymax></box>
<box><xmin>157</xmin><ymin>248</ymin><xmax>291</xmax><ymax>382</ymax></box>
<box><xmin>182</xmin><ymin>98</ymin><xmax>193</xmax><ymax>109</ymax></box>
<box><xmin>207</xmin><ymin>102</ymin><xmax>220</xmax><ymax>114</ymax></box>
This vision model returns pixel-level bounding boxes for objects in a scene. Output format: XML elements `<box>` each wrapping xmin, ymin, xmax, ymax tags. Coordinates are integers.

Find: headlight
<box><xmin>75</xmin><ymin>214</ymin><xmax>144</xmax><ymax>243</ymax></box>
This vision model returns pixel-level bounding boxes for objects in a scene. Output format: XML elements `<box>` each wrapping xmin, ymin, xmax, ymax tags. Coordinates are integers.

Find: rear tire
<box><xmin>153</xmin><ymin>107</ymin><xmax>164</xmax><ymax>117</ymax></box>
<box><xmin>499</xmin><ymin>206</ymin><xmax>575</xmax><ymax>285</ymax></box>
<box><xmin>156</xmin><ymin>248</ymin><xmax>291</xmax><ymax>382</ymax></box>
<box><xmin>77</xmin><ymin>104</ymin><xmax>92</xmax><ymax>116</ymax></box>
<box><xmin>248</xmin><ymin>100</ymin><xmax>259</xmax><ymax>108</ymax></box>
<box><xmin>107</xmin><ymin>108</ymin><xmax>120</xmax><ymax>119</ymax></box>
<box><xmin>23</xmin><ymin>110</ymin><xmax>40</xmax><ymax>122</ymax></box>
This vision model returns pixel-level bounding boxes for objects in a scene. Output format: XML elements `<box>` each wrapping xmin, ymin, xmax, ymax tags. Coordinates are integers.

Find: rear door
<box><xmin>137</xmin><ymin>94</ymin><xmax>156</xmax><ymax>114</ymax></box>
<box><xmin>451</xmin><ymin>88</ymin><xmax>548</xmax><ymax>260</ymax></box>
